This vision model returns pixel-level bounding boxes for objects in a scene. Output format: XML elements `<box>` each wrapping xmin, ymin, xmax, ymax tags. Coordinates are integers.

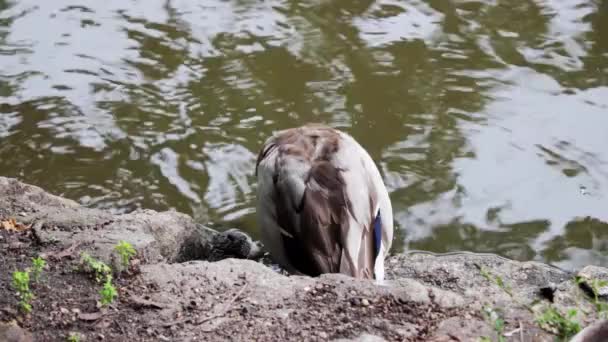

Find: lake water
<box><xmin>1</xmin><ymin>0</ymin><xmax>607</xmax><ymax>271</ymax></box>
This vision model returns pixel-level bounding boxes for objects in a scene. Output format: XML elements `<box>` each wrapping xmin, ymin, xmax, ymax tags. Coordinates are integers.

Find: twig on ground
<box><xmin>193</xmin><ymin>282</ymin><xmax>249</xmax><ymax>325</ymax></box>
<box><xmin>129</xmin><ymin>295</ymin><xmax>173</xmax><ymax>310</ymax></box>
<box><xmin>43</xmin><ymin>241</ymin><xmax>83</xmax><ymax>260</ymax></box>
<box><xmin>162</xmin><ymin>282</ymin><xmax>249</xmax><ymax>328</ymax></box>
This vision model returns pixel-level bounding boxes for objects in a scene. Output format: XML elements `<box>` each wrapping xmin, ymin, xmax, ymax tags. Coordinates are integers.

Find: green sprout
<box><xmin>575</xmin><ymin>276</ymin><xmax>608</xmax><ymax>319</ymax></box>
<box><xmin>31</xmin><ymin>256</ymin><xmax>46</xmax><ymax>282</ymax></box>
<box><xmin>80</xmin><ymin>252</ymin><xmax>112</xmax><ymax>282</ymax></box>
<box><xmin>100</xmin><ymin>275</ymin><xmax>117</xmax><ymax>306</ymax></box>
<box><xmin>66</xmin><ymin>332</ymin><xmax>82</xmax><ymax>342</ymax></box>
<box><xmin>114</xmin><ymin>240</ymin><xmax>136</xmax><ymax>270</ymax></box>
<box><xmin>478</xmin><ymin>266</ymin><xmax>512</xmax><ymax>297</ymax></box>
<box><xmin>588</xmin><ymin>278</ymin><xmax>608</xmax><ymax>318</ymax></box>
<box><xmin>481</xmin><ymin>306</ymin><xmax>506</xmax><ymax>342</ymax></box>
<box><xmin>535</xmin><ymin>306</ymin><xmax>580</xmax><ymax>340</ymax></box>
<box><xmin>12</xmin><ymin>270</ymin><xmax>34</xmax><ymax>313</ymax></box>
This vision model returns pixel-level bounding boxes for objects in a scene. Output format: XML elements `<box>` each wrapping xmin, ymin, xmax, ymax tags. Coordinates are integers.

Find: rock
<box><xmin>0</xmin><ymin>177</ymin><xmax>79</xmax><ymax>214</ymax></box>
<box><xmin>428</xmin><ymin>316</ymin><xmax>494</xmax><ymax>341</ymax></box>
<box><xmin>0</xmin><ymin>177</ymin><xmax>267</xmax><ymax>271</ymax></box>
<box><xmin>387</xmin><ymin>252</ymin><xmax>570</xmax><ymax>306</ymax></box>
<box><xmin>0</xmin><ymin>321</ymin><xmax>33</xmax><ymax>342</ymax></box>
<box><xmin>577</xmin><ymin>265</ymin><xmax>608</xmax><ymax>298</ymax></box>
<box><xmin>0</xmin><ymin>176</ymin><xmax>222</xmax><ymax>269</ymax></box>
<box><xmin>332</xmin><ymin>333</ymin><xmax>387</xmax><ymax>342</ymax></box>
<box><xmin>141</xmin><ymin>258</ymin><xmax>316</xmax><ymax>309</ymax></box>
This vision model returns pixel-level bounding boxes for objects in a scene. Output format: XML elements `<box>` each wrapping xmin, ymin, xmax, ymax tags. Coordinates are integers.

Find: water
<box><xmin>1</xmin><ymin>0</ymin><xmax>607</xmax><ymax>271</ymax></box>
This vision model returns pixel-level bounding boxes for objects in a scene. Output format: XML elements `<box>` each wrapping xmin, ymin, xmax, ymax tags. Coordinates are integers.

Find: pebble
<box><xmin>304</xmin><ymin>286</ymin><xmax>311</xmax><ymax>292</ymax></box>
<box><xmin>361</xmin><ymin>299</ymin><xmax>370</xmax><ymax>307</ymax></box>
<box><xmin>318</xmin><ymin>331</ymin><xmax>328</xmax><ymax>339</ymax></box>
<box><xmin>97</xmin><ymin>333</ymin><xmax>105</xmax><ymax>340</ymax></box>
<box><xmin>521</xmin><ymin>263</ymin><xmax>533</xmax><ymax>270</ymax></box>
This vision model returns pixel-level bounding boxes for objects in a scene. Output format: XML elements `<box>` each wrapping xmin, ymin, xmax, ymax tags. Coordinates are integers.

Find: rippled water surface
<box><xmin>1</xmin><ymin>0</ymin><xmax>607</xmax><ymax>270</ymax></box>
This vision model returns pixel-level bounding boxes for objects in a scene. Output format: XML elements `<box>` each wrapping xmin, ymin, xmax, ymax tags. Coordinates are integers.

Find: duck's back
<box><xmin>255</xmin><ymin>124</ymin><xmax>393</xmax><ymax>279</ymax></box>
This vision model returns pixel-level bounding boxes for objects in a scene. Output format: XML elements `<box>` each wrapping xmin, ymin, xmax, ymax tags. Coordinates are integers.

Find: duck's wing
<box><xmin>330</xmin><ymin>130</ymin><xmax>393</xmax><ymax>279</ymax></box>
<box><xmin>256</xmin><ymin>125</ymin><xmax>393</xmax><ymax>279</ymax></box>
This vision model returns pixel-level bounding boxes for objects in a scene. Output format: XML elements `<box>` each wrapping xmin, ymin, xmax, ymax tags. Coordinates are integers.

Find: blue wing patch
<box><xmin>373</xmin><ymin>211</ymin><xmax>382</xmax><ymax>259</ymax></box>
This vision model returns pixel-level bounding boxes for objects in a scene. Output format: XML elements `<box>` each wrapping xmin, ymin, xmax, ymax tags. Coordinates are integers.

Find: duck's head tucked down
<box><xmin>255</xmin><ymin>124</ymin><xmax>394</xmax><ymax>282</ymax></box>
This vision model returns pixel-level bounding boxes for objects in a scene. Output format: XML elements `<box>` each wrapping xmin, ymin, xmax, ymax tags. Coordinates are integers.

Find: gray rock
<box><xmin>387</xmin><ymin>251</ymin><xmax>571</xmax><ymax>306</ymax></box>
<box><xmin>141</xmin><ymin>258</ymin><xmax>314</xmax><ymax>308</ymax></box>
<box><xmin>0</xmin><ymin>177</ymin><xmax>79</xmax><ymax>212</ymax></box>
<box><xmin>28</xmin><ymin>206</ymin><xmax>209</xmax><ymax>270</ymax></box>
<box><xmin>332</xmin><ymin>333</ymin><xmax>387</xmax><ymax>342</ymax></box>
<box><xmin>577</xmin><ymin>265</ymin><xmax>608</xmax><ymax>298</ymax></box>
<box><xmin>0</xmin><ymin>176</ymin><xmax>266</xmax><ymax>270</ymax></box>
<box><xmin>0</xmin><ymin>321</ymin><xmax>33</xmax><ymax>342</ymax></box>
<box><xmin>427</xmin><ymin>316</ymin><xmax>495</xmax><ymax>341</ymax></box>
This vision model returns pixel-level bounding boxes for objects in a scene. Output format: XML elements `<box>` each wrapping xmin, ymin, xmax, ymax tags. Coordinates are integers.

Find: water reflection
<box><xmin>1</xmin><ymin>0</ymin><xmax>607</xmax><ymax>271</ymax></box>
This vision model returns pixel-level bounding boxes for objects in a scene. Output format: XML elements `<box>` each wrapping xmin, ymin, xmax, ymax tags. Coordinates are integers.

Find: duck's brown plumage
<box><xmin>570</xmin><ymin>319</ymin><xmax>608</xmax><ymax>342</ymax></box>
<box><xmin>255</xmin><ymin>124</ymin><xmax>393</xmax><ymax>280</ymax></box>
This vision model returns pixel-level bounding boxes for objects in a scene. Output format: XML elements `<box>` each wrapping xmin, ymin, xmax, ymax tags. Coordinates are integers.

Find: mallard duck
<box><xmin>255</xmin><ymin>124</ymin><xmax>393</xmax><ymax>282</ymax></box>
<box><xmin>570</xmin><ymin>319</ymin><xmax>608</xmax><ymax>342</ymax></box>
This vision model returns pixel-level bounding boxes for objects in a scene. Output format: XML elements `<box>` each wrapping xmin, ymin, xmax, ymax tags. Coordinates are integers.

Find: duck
<box><xmin>570</xmin><ymin>319</ymin><xmax>608</xmax><ymax>342</ymax></box>
<box><xmin>255</xmin><ymin>124</ymin><xmax>393</xmax><ymax>282</ymax></box>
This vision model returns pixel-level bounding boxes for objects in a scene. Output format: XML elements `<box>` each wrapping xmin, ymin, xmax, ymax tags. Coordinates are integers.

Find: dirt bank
<box><xmin>0</xmin><ymin>177</ymin><xmax>606</xmax><ymax>341</ymax></box>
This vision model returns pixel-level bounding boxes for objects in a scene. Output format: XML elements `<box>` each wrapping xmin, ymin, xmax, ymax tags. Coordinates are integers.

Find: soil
<box><xmin>0</xmin><ymin>222</ymin><xmax>471</xmax><ymax>342</ymax></box>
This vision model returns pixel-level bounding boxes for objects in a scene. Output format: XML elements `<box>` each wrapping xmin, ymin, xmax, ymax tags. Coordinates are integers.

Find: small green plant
<box><xmin>66</xmin><ymin>332</ymin><xmax>82</xmax><ymax>342</ymax></box>
<box><xmin>481</xmin><ymin>306</ymin><xmax>506</xmax><ymax>342</ymax></box>
<box><xmin>100</xmin><ymin>275</ymin><xmax>117</xmax><ymax>306</ymax></box>
<box><xmin>479</xmin><ymin>266</ymin><xmax>512</xmax><ymax>297</ymax></box>
<box><xmin>31</xmin><ymin>256</ymin><xmax>46</xmax><ymax>282</ymax></box>
<box><xmin>114</xmin><ymin>240</ymin><xmax>136</xmax><ymax>270</ymax></box>
<box><xmin>12</xmin><ymin>270</ymin><xmax>34</xmax><ymax>313</ymax></box>
<box><xmin>579</xmin><ymin>277</ymin><xmax>608</xmax><ymax>319</ymax></box>
<box><xmin>476</xmin><ymin>264</ymin><xmax>586</xmax><ymax>340</ymax></box>
<box><xmin>535</xmin><ymin>306</ymin><xmax>580</xmax><ymax>340</ymax></box>
<box><xmin>78</xmin><ymin>252</ymin><xmax>118</xmax><ymax>306</ymax></box>
<box><xmin>80</xmin><ymin>252</ymin><xmax>112</xmax><ymax>282</ymax></box>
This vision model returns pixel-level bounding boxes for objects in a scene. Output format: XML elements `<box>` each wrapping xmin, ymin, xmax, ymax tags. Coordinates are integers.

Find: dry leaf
<box><xmin>1</xmin><ymin>218</ymin><xmax>30</xmax><ymax>232</ymax></box>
